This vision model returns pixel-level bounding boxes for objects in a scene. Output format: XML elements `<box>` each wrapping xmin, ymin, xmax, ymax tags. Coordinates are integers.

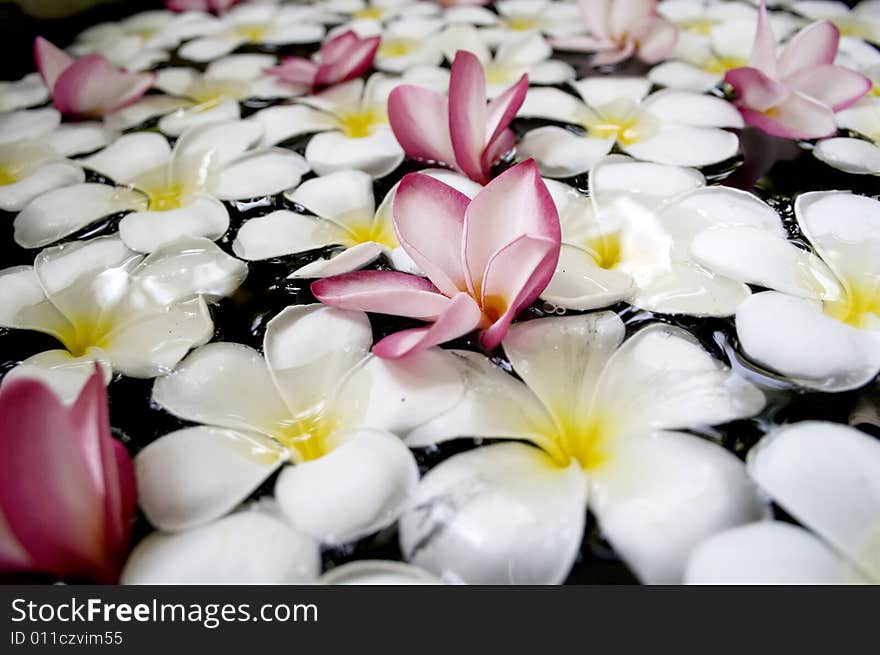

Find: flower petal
<box><xmin>2</xmin><ymin>349</ymin><xmax>112</xmax><ymax>406</ymax></box>
<box><xmin>232</xmin><ymin>210</ymin><xmax>343</xmax><ymax>261</ymax></box>
<box><xmin>118</xmin><ymin>196</ymin><xmax>229</xmax><ymax>253</ymax></box>
<box><xmin>289</xmin><ymin>242</ymin><xmax>385</xmax><ymax>278</ymax></box>
<box><xmin>541</xmin><ymin>244</ymin><xmax>635</xmax><ymax>310</ymax></box>
<box><xmin>0</xmin><ymin>107</ymin><xmax>59</xmax><ymax>145</ymax></box>
<box><xmin>572</xmin><ymin>76</ymin><xmax>652</xmax><ymax>107</ymax></box>
<box><xmin>517</xmin><ymin>126</ymin><xmax>614</xmax><ymax>178</ymax></box>
<box><xmin>80</xmin><ymin>131</ymin><xmax>171</xmax><ymax>183</ymax></box>
<box><xmin>388</xmin><ymin>85</ymin><xmax>456</xmax><ymax>166</ymax></box>
<box><xmin>312</xmin><ymin>270</ymin><xmax>451</xmax><ymax>319</ymax></box>
<box><xmin>624</xmin><ymin>125</ymin><xmax>739</xmax><ymax>167</ymax></box>
<box><xmin>216</xmin><ymin>148</ymin><xmax>309</xmax><ymax>199</ymax></box>
<box><xmin>320</xmin><ymin>560</ymin><xmax>441</xmax><ymax>585</ymax></box>
<box><xmin>305</xmin><ymin>127</ymin><xmax>404</xmax><ymax>178</ymax></box>
<box><xmin>249</xmin><ymin>104</ymin><xmax>335</xmax><ymax>146</ymax></box>
<box><xmin>0</xmin><ymin>161</ymin><xmax>84</xmax><ymax>213</ymax></box>
<box><xmin>814</xmin><ymin>137</ymin><xmax>880</xmax><ymax>175</ymax></box>
<box><xmin>448</xmin><ymin>50</ymin><xmax>489</xmax><ymax>183</ymax></box>
<box><xmin>642</xmin><ymin>90</ymin><xmax>744</xmax><ymax>128</ymax></box>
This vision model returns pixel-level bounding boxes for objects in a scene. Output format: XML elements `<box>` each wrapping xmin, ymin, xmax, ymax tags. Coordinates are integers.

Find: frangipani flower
<box><xmin>0</xmin><ymin>368</ymin><xmax>135</xmax><ymax>584</ymax></box>
<box><xmin>105</xmin><ymin>55</ymin><xmax>298</xmax><ymax>134</ymax></box>
<box><xmin>686</xmin><ymin>422</ymin><xmax>880</xmax><ymax>584</ymax></box>
<box><xmin>813</xmin><ymin>96</ymin><xmax>880</xmax><ymax>174</ymax></box>
<box><xmin>312</xmin><ymin>160</ymin><xmax>560</xmax><ymax>358</ymax></box>
<box><xmin>658</xmin><ymin>0</ymin><xmax>757</xmax><ymax>39</ymax></box>
<box><xmin>389</xmin><ymin>50</ymin><xmax>528</xmax><ymax>184</ymax></box>
<box><xmin>434</xmin><ymin>25</ymin><xmax>575</xmax><ymax>97</ymax></box>
<box><xmin>724</xmin><ymin>1</ymin><xmax>871</xmax><ymax>139</ymax></box>
<box><xmin>475</xmin><ymin>0</ymin><xmax>584</xmax><ymax>46</ymax></box>
<box><xmin>691</xmin><ymin>190</ymin><xmax>880</xmax><ymax>391</ymax></box>
<box><xmin>264</xmin><ymin>30</ymin><xmax>380</xmax><ymax>94</ymax></box>
<box><xmin>15</xmin><ymin>120</ymin><xmax>309</xmax><ymax>252</ymax></box>
<box><xmin>34</xmin><ymin>37</ymin><xmax>155</xmax><ymax>118</ymax></box>
<box><xmin>250</xmin><ymin>74</ymin><xmax>405</xmax><ymax>178</ymax></box>
<box><xmin>233</xmin><ymin>167</ymin><xmax>480</xmax><ymax>278</ymax></box>
<box><xmin>517</xmin><ymin>76</ymin><xmax>742</xmax><ymax>176</ymax></box>
<box><xmin>0</xmin><ymin>235</ymin><xmax>246</xmax><ymax>403</ymax></box>
<box><xmin>131</xmin><ymin>304</ymin><xmax>462</xmax><ymax>549</ymax></box>
<box><xmin>551</xmin><ymin>0</ymin><xmax>678</xmax><ymax>66</ymax></box>
<box><xmin>177</xmin><ymin>2</ymin><xmax>327</xmax><ymax>62</ymax></box>
<box><xmin>371</xmin><ymin>19</ymin><xmax>445</xmax><ymax>74</ymax></box>
<box><xmin>787</xmin><ymin>0</ymin><xmax>880</xmax><ymax>46</ymax></box>
<box><xmin>320</xmin><ymin>0</ymin><xmax>440</xmax><ymax>33</ymax></box>
<box><xmin>398</xmin><ymin>312</ymin><xmax>767</xmax><ymax>584</ymax></box>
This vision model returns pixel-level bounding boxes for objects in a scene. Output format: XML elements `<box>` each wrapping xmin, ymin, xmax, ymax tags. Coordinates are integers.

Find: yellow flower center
<box><xmin>336</xmin><ymin>106</ymin><xmax>387</xmax><ymax>138</ymax></box>
<box><xmin>824</xmin><ymin>277</ymin><xmax>880</xmax><ymax>329</ymax></box>
<box><xmin>0</xmin><ymin>165</ymin><xmax>19</xmax><ymax>186</ymax></box>
<box><xmin>585</xmin><ymin>231</ymin><xmax>623</xmax><ymax>269</ymax></box>
<box><xmin>485</xmin><ymin>63</ymin><xmax>516</xmax><ymax>85</ymax></box>
<box><xmin>234</xmin><ymin>22</ymin><xmax>268</xmax><ymax>43</ymax></box>
<box><xmin>145</xmin><ymin>184</ymin><xmax>187</xmax><ymax>211</ymax></box>
<box><xmin>186</xmin><ymin>79</ymin><xmax>250</xmax><ymax>112</ymax></box>
<box><xmin>354</xmin><ymin>7</ymin><xmax>384</xmax><ymax>19</ymax></box>
<box><xmin>274</xmin><ymin>411</ymin><xmax>339</xmax><ymax>463</ymax></box>
<box><xmin>505</xmin><ymin>16</ymin><xmax>538</xmax><ymax>31</ymax></box>
<box><xmin>342</xmin><ymin>216</ymin><xmax>399</xmax><ymax>249</ymax></box>
<box><xmin>57</xmin><ymin>310</ymin><xmax>117</xmax><ymax>357</ymax></box>
<box><xmin>677</xmin><ymin>18</ymin><xmax>719</xmax><ymax>36</ymax></box>
<box><xmin>584</xmin><ymin>113</ymin><xmax>650</xmax><ymax>145</ymax></box>
<box><xmin>701</xmin><ymin>54</ymin><xmax>747</xmax><ymax>74</ymax></box>
<box><xmin>378</xmin><ymin>38</ymin><xmax>415</xmax><ymax>58</ymax></box>
<box><xmin>547</xmin><ymin>410</ymin><xmax>616</xmax><ymax>471</ymax></box>
<box><xmin>869</xmin><ymin>83</ymin><xmax>880</xmax><ymax>98</ymax></box>
<box><xmin>832</xmin><ymin>17</ymin><xmax>874</xmax><ymax>40</ymax></box>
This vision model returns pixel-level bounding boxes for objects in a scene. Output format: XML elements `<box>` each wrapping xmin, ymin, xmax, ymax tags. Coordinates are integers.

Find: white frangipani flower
<box><xmin>686</xmin><ymin>421</ymin><xmax>880</xmax><ymax>584</ymax></box>
<box><xmin>249</xmin><ymin>74</ymin><xmax>405</xmax><ymax>178</ymax></box>
<box><xmin>177</xmin><ymin>2</ymin><xmax>328</xmax><ymax>62</ymax></box>
<box><xmin>540</xmin><ymin>155</ymin><xmax>783</xmax><ymax>317</ymax></box>
<box><xmin>319</xmin><ymin>0</ymin><xmax>440</xmax><ymax>35</ymax></box>
<box><xmin>0</xmin><ymin>107</ymin><xmax>115</xmax><ymax>212</ymax></box>
<box><xmin>691</xmin><ymin>190</ymin><xmax>880</xmax><ymax>391</ymax></box>
<box><xmin>232</xmin><ymin>167</ymin><xmax>479</xmax><ymax>277</ymax></box>
<box><xmin>127</xmin><ymin>304</ymin><xmax>463</xmax><ymax>555</ymax></box>
<box><xmin>814</xmin><ymin>93</ymin><xmax>880</xmax><ymax>175</ymax></box>
<box><xmin>398</xmin><ymin>312</ymin><xmax>767</xmax><ymax>584</ymax></box>
<box><xmin>372</xmin><ymin>19</ymin><xmax>446</xmax><ymax>73</ymax></box>
<box><xmin>517</xmin><ymin>76</ymin><xmax>743</xmax><ymax>176</ymax></box>
<box><xmin>476</xmin><ymin>0</ymin><xmax>584</xmax><ymax>46</ymax></box>
<box><xmin>0</xmin><ymin>235</ymin><xmax>246</xmax><ymax>403</ymax></box>
<box><xmin>14</xmin><ymin>120</ymin><xmax>309</xmax><ymax>252</ymax></box>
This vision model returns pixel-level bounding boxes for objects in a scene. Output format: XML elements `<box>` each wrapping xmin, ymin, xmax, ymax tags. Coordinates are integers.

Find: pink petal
<box><xmin>53</xmin><ymin>55</ymin><xmax>154</xmax><ymax>117</ymax></box>
<box><xmin>550</xmin><ymin>35</ymin><xmax>616</xmax><ymax>53</ymax></box>
<box><xmin>34</xmin><ymin>37</ymin><xmax>73</xmax><ymax>91</ymax></box>
<box><xmin>264</xmin><ymin>57</ymin><xmax>318</xmax><ymax>89</ymax></box>
<box><xmin>778</xmin><ymin>20</ymin><xmax>839</xmax><ymax>79</ymax></box>
<box><xmin>739</xmin><ymin>91</ymin><xmax>837</xmax><ymax>139</ymax></box>
<box><xmin>609</xmin><ymin>0</ymin><xmax>655</xmax><ymax>40</ymax></box>
<box><xmin>318</xmin><ymin>31</ymin><xmax>359</xmax><ymax>62</ymax></box>
<box><xmin>449</xmin><ymin>50</ymin><xmax>489</xmax><ymax>184</ymax></box>
<box><xmin>393</xmin><ymin>172</ymin><xmax>469</xmax><ymax>297</ymax></box>
<box><xmin>0</xmin><ymin>377</ymin><xmax>105</xmax><ymax>581</ymax></box>
<box><xmin>749</xmin><ymin>0</ymin><xmax>778</xmax><ymax>77</ymax></box>
<box><xmin>484</xmin><ymin>74</ymin><xmax>528</xmax><ymax>155</ymax></box>
<box><xmin>479</xmin><ymin>234</ymin><xmax>560</xmax><ymax>350</ymax></box>
<box><xmin>591</xmin><ymin>40</ymin><xmax>636</xmax><ymax>66</ymax></box>
<box><xmin>634</xmin><ymin>16</ymin><xmax>677</xmax><ymax>64</ymax></box>
<box><xmin>784</xmin><ymin>65</ymin><xmax>871</xmax><ymax>112</ymax></box>
<box><xmin>481</xmin><ymin>128</ymin><xmax>516</xmax><ymax>175</ymax></box>
<box><xmin>315</xmin><ymin>34</ymin><xmax>379</xmax><ymax>88</ymax></box>
<box><xmin>577</xmin><ymin>0</ymin><xmax>612</xmax><ymax>41</ymax></box>
<box><xmin>388</xmin><ymin>85</ymin><xmax>456</xmax><ymax>167</ymax></box>
<box><xmin>372</xmin><ymin>292</ymin><xmax>483</xmax><ymax>359</ymax></box>
<box><xmin>463</xmin><ymin>159</ymin><xmax>560</xmax><ymax>298</ymax></box>
<box><xmin>312</xmin><ymin>270</ymin><xmax>452</xmax><ymax>319</ymax></box>
<box><xmin>725</xmin><ymin>66</ymin><xmax>789</xmax><ymax>113</ymax></box>
<box><xmin>0</xmin><ymin>510</ymin><xmax>33</xmax><ymax>574</ymax></box>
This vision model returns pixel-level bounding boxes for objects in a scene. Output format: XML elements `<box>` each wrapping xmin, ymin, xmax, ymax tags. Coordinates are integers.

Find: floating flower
<box><xmin>517</xmin><ymin>76</ymin><xmax>742</xmax><ymax>176</ymax></box>
<box><xmin>434</xmin><ymin>25</ymin><xmax>574</xmax><ymax>97</ymax></box>
<box><xmin>476</xmin><ymin>0</ymin><xmax>584</xmax><ymax>46</ymax></box>
<box><xmin>691</xmin><ymin>190</ymin><xmax>880</xmax><ymax>391</ymax></box>
<box><xmin>130</xmin><ymin>304</ymin><xmax>462</xmax><ymax>550</ymax></box>
<box><xmin>177</xmin><ymin>2</ymin><xmax>327</xmax><ymax>62</ymax></box>
<box><xmin>34</xmin><ymin>37</ymin><xmax>155</xmax><ymax>118</ymax></box>
<box><xmin>0</xmin><ymin>235</ymin><xmax>247</xmax><ymax>403</ymax></box>
<box><xmin>389</xmin><ymin>50</ymin><xmax>527</xmax><ymax>183</ymax></box>
<box><xmin>813</xmin><ymin>95</ymin><xmax>880</xmax><ymax>175</ymax></box>
<box><xmin>398</xmin><ymin>312</ymin><xmax>766</xmax><ymax>584</ymax></box>
<box><xmin>249</xmin><ymin>74</ymin><xmax>405</xmax><ymax>178</ymax></box>
<box><xmin>551</xmin><ymin>0</ymin><xmax>678</xmax><ymax>66</ymax></box>
<box><xmin>686</xmin><ymin>422</ymin><xmax>880</xmax><ymax>584</ymax></box>
<box><xmin>723</xmin><ymin>1</ymin><xmax>871</xmax><ymax>139</ymax></box>
<box><xmin>371</xmin><ymin>19</ymin><xmax>445</xmax><ymax>74</ymax></box>
<box><xmin>313</xmin><ymin>160</ymin><xmax>560</xmax><ymax>358</ymax></box>
<box><xmin>0</xmin><ymin>367</ymin><xmax>135</xmax><ymax>584</ymax></box>
<box><xmin>265</xmin><ymin>30</ymin><xmax>380</xmax><ymax>94</ymax></box>
<box><xmin>233</xmin><ymin>167</ymin><xmax>479</xmax><ymax>278</ymax></box>
<box><xmin>15</xmin><ymin>120</ymin><xmax>309</xmax><ymax>252</ymax></box>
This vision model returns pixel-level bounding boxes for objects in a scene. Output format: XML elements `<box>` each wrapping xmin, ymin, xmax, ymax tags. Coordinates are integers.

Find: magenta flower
<box><xmin>0</xmin><ymin>367</ymin><xmax>136</xmax><ymax>584</ymax></box>
<box><xmin>166</xmin><ymin>0</ymin><xmax>238</xmax><ymax>13</ymax></box>
<box><xmin>264</xmin><ymin>31</ymin><xmax>380</xmax><ymax>94</ymax></box>
<box><xmin>724</xmin><ymin>1</ymin><xmax>871</xmax><ymax>140</ymax></box>
<box><xmin>552</xmin><ymin>0</ymin><xmax>678</xmax><ymax>66</ymax></box>
<box><xmin>34</xmin><ymin>37</ymin><xmax>155</xmax><ymax>118</ymax></box>
<box><xmin>388</xmin><ymin>50</ymin><xmax>528</xmax><ymax>185</ymax></box>
<box><xmin>312</xmin><ymin>160</ymin><xmax>560</xmax><ymax>359</ymax></box>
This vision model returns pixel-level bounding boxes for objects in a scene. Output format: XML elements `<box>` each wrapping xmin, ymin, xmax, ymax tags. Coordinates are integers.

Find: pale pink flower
<box><xmin>312</xmin><ymin>160</ymin><xmax>560</xmax><ymax>358</ymax></box>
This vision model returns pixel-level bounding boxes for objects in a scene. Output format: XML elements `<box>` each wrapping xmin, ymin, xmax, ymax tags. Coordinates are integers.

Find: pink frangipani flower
<box><xmin>264</xmin><ymin>31</ymin><xmax>380</xmax><ymax>94</ymax></box>
<box><xmin>34</xmin><ymin>37</ymin><xmax>155</xmax><ymax>118</ymax></box>
<box><xmin>312</xmin><ymin>159</ymin><xmax>560</xmax><ymax>359</ymax></box>
<box><xmin>166</xmin><ymin>0</ymin><xmax>238</xmax><ymax>13</ymax></box>
<box><xmin>388</xmin><ymin>50</ymin><xmax>527</xmax><ymax>185</ymax></box>
<box><xmin>552</xmin><ymin>0</ymin><xmax>678</xmax><ymax>66</ymax></box>
<box><xmin>0</xmin><ymin>367</ymin><xmax>136</xmax><ymax>584</ymax></box>
<box><xmin>724</xmin><ymin>1</ymin><xmax>871</xmax><ymax>140</ymax></box>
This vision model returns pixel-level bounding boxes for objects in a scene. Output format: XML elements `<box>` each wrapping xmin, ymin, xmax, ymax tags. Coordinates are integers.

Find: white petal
<box><xmin>624</xmin><ymin>125</ymin><xmax>739</xmax><ymax>167</ymax></box>
<box><xmin>685</xmin><ymin>522</ymin><xmax>854</xmax><ymax>584</ymax></box>
<box><xmin>2</xmin><ymin>349</ymin><xmax>112</xmax><ymax>405</ymax></box>
<box><xmin>0</xmin><ymin>266</ymin><xmax>64</xmax><ymax>334</ymax></box>
<box><xmin>0</xmin><ymin>161</ymin><xmax>84</xmax><ymax>213</ymax></box>
<box><xmin>233</xmin><ymin>210</ymin><xmax>342</xmax><ymax>261</ymax></box>
<box><xmin>284</xmin><ymin>169</ymin><xmax>375</xmax><ymax>220</ymax></box>
<box><xmin>633</xmin><ymin>262</ymin><xmax>752</xmax><ymax>316</ymax></box>
<box><xmin>0</xmin><ymin>73</ymin><xmax>49</xmax><ymax>113</ymax></box>
<box><xmin>172</xmin><ymin>119</ymin><xmax>263</xmax><ymax>166</ymax></box>
<box><xmin>275</xmin><ymin>428</ymin><xmax>419</xmax><ymax>544</ymax></box>
<box><xmin>42</xmin><ymin>123</ymin><xmax>115</xmax><ymax>157</ymax></box>
<box><xmin>320</xmin><ymin>560</ymin><xmax>442</xmax><ymax>585</ymax></box>
<box><xmin>736</xmin><ymin>291</ymin><xmax>880</xmax><ymax>391</ymax></box>
<box><xmin>305</xmin><ymin>127</ymin><xmax>404</xmax><ymax>178</ymax></box>
<box><xmin>158</xmin><ymin>98</ymin><xmax>242</xmax><ymax>137</ymax></box>
<box><xmin>648</xmin><ymin>61</ymin><xmax>722</xmax><ymax>93</ymax></box>
<box><xmin>178</xmin><ymin>36</ymin><xmax>240</xmax><ymax>63</ymax></box>
<box><xmin>572</xmin><ymin>77</ymin><xmax>652</xmax><ymax>107</ymax></box>
<box><xmin>525</xmin><ymin>60</ymin><xmax>576</xmax><ymax>85</ymax></box>
<box><xmin>590</xmin><ymin>154</ymin><xmax>706</xmax><ymax>207</ymax></box>
<box><xmin>136</xmin><ymin>426</ymin><xmax>287</xmax><ymax>531</ymax></box>
<box><xmin>814</xmin><ymin>137</ymin><xmax>880</xmax><ymax>175</ymax></box>
<box><xmin>120</xmin><ymin>509</ymin><xmax>320</xmax><ymax>584</ymax></box>
<box><xmin>589</xmin><ymin>431</ymin><xmax>767</xmax><ymax>584</ymax></box>
<box><xmin>216</xmin><ymin>148</ymin><xmax>309</xmax><ymax>199</ymax></box>
<box><xmin>152</xmin><ymin>342</ymin><xmax>292</xmax><ymax>438</ymax></box>
<box><xmin>658</xmin><ymin>185</ymin><xmax>786</xmax><ymax>238</ymax></box>
<box><xmin>0</xmin><ymin>108</ymin><xmax>59</xmax><ymax>145</ymax></box>
<box><xmin>14</xmin><ymin>183</ymin><xmax>147</xmax><ymax>249</ymax></box>
<box><xmin>81</xmin><ymin>132</ymin><xmax>172</xmax><ymax>183</ymax></box>
<box><xmin>119</xmin><ymin>196</ymin><xmax>230</xmax><ymax>253</ymax></box>
<box><xmin>33</xmin><ymin>234</ymin><xmax>134</xmax><ymax>298</ymax></box>
<box><xmin>518</xmin><ymin>87</ymin><xmax>590</xmax><ymax>124</ymax></box>
<box><xmin>542</xmin><ymin>245</ymin><xmax>635</xmax><ymax>310</ymax></box>
<box><xmin>205</xmin><ymin>53</ymin><xmax>277</xmax><ymax>80</ymax></box>
<box><xmin>643</xmin><ymin>90</ymin><xmax>744</xmax><ymax>128</ymax></box>
<box><xmin>399</xmin><ymin>441</ymin><xmax>588</xmax><ymax>585</ymax></box>
<box><xmin>103</xmin><ymin>95</ymin><xmax>192</xmax><ymax>132</ymax></box>
<box><xmin>517</xmin><ymin>126</ymin><xmax>614</xmax><ymax>177</ymax></box>
<box><xmin>263</xmin><ymin>22</ymin><xmax>325</xmax><ymax>45</ymax></box>
<box><xmin>288</xmin><ymin>241</ymin><xmax>384</xmax><ymax>277</ymax></box>
<box><xmin>249</xmin><ymin>104</ymin><xmax>335</xmax><ymax>146</ymax></box>
<box><xmin>748</xmin><ymin>421</ymin><xmax>880</xmax><ymax>580</ymax></box>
